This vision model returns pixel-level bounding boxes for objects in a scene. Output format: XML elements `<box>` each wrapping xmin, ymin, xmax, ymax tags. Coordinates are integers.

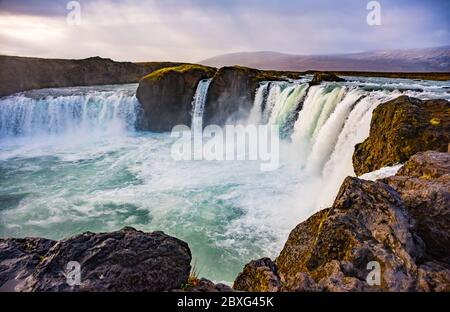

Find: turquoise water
<box><xmin>0</xmin><ymin>131</ymin><xmax>307</xmax><ymax>283</ymax></box>
<box><xmin>0</xmin><ymin>79</ymin><xmax>448</xmax><ymax>283</ymax></box>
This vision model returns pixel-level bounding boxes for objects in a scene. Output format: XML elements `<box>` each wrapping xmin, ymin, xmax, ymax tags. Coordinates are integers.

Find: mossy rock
<box><xmin>309</xmin><ymin>72</ymin><xmax>345</xmax><ymax>86</ymax></box>
<box><xmin>136</xmin><ymin>64</ymin><xmax>216</xmax><ymax>131</ymax></box>
<box><xmin>142</xmin><ymin>64</ymin><xmax>216</xmax><ymax>82</ymax></box>
<box><xmin>353</xmin><ymin>95</ymin><xmax>450</xmax><ymax>175</ymax></box>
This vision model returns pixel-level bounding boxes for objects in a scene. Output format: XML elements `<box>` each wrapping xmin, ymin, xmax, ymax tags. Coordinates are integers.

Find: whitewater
<box><xmin>0</xmin><ymin>77</ymin><xmax>449</xmax><ymax>283</ymax></box>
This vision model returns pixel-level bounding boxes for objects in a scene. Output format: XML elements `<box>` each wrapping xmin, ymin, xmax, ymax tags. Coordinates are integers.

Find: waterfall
<box><xmin>316</xmin><ymin>90</ymin><xmax>399</xmax><ymax>207</ymax></box>
<box><xmin>268</xmin><ymin>83</ymin><xmax>308</xmax><ymax>136</ymax></box>
<box><xmin>247</xmin><ymin>82</ymin><xmax>270</xmax><ymax>125</ymax></box>
<box><xmin>305</xmin><ymin>88</ymin><xmax>364</xmax><ymax>174</ymax></box>
<box><xmin>191</xmin><ymin>79</ymin><xmax>212</xmax><ymax>132</ymax></box>
<box><xmin>248</xmin><ymin>79</ymin><xmax>405</xmax><ymax>210</ymax></box>
<box><xmin>262</xmin><ymin>83</ymin><xmax>282</xmax><ymax>124</ymax></box>
<box><xmin>290</xmin><ymin>85</ymin><xmax>346</xmax><ymax>163</ymax></box>
<box><xmin>0</xmin><ymin>89</ymin><xmax>139</xmax><ymax>138</ymax></box>
<box><xmin>249</xmin><ymin>81</ymin><xmax>307</xmax><ymax>136</ymax></box>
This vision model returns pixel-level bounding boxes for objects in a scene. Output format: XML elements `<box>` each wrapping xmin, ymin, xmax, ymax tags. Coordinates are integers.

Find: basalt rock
<box><xmin>353</xmin><ymin>96</ymin><xmax>450</xmax><ymax>176</ymax></box>
<box><xmin>234</xmin><ymin>151</ymin><xmax>450</xmax><ymax>292</ymax></box>
<box><xmin>0</xmin><ymin>227</ymin><xmax>192</xmax><ymax>292</ymax></box>
<box><xmin>136</xmin><ymin>64</ymin><xmax>216</xmax><ymax>131</ymax></box>
<box><xmin>0</xmin><ymin>237</ymin><xmax>56</xmax><ymax>291</ymax></box>
<box><xmin>233</xmin><ymin>258</ymin><xmax>282</xmax><ymax>292</ymax></box>
<box><xmin>204</xmin><ymin>66</ymin><xmax>288</xmax><ymax>126</ymax></box>
<box><xmin>383</xmin><ymin>151</ymin><xmax>450</xmax><ymax>264</ymax></box>
<box><xmin>309</xmin><ymin>72</ymin><xmax>345</xmax><ymax>86</ymax></box>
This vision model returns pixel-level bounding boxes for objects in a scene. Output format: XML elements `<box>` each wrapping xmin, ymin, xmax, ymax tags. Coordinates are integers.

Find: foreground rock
<box><xmin>0</xmin><ymin>227</ymin><xmax>192</xmax><ymax>292</ymax></box>
<box><xmin>309</xmin><ymin>72</ymin><xmax>345</xmax><ymax>86</ymax></box>
<box><xmin>0</xmin><ymin>55</ymin><xmax>185</xmax><ymax>97</ymax></box>
<box><xmin>136</xmin><ymin>64</ymin><xmax>216</xmax><ymax>131</ymax></box>
<box><xmin>234</xmin><ymin>151</ymin><xmax>450</xmax><ymax>292</ymax></box>
<box><xmin>233</xmin><ymin>258</ymin><xmax>281</xmax><ymax>292</ymax></box>
<box><xmin>383</xmin><ymin>151</ymin><xmax>450</xmax><ymax>264</ymax></box>
<box><xmin>353</xmin><ymin>96</ymin><xmax>449</xmax><ymax>175</ymax></box>
<box><xmin>174</xmin><ymin>278</ymin><xmax>234</xmax><ymax>292</ymax></box>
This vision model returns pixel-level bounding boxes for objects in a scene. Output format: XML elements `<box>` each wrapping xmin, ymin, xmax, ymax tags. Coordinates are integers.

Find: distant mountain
<box><xmin>200</xmin><ymin>46</ymin><xmax>450</xmax><ymax>72</ymax></box>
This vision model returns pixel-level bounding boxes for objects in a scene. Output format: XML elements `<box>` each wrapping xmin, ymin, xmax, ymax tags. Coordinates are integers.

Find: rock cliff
<box><xmin>0</xmin><ymin>55</ymin><xmax>185</xmax><ymax>97</ymax></box>
<box><xmin>136</xmin><ymin>64</ymin><xmax>216</xmax><ymax>131</ymax></box>
<box><xmin>353</xmin><ymin>96</ymin><xmax>449</xmax><ymax>175</ymax></box>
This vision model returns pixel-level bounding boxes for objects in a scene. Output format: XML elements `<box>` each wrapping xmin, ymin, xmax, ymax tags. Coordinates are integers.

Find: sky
<box><xmin>0</xmin><ymin>0</ymin><xmax>449</xmax><ymax>62</ymax></box>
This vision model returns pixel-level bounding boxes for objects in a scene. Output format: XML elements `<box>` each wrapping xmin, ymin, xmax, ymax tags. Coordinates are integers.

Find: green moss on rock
<box><xmin>142</xmin><ymin>64</ymin><xmax>216</xmax><ymax>81</ymax></box>
<box><xmin>136</xmin><ymin>64</ymin><xmax>217</xmax><ymax>132</ymax></box>
<box><xmin>353</xmin><ymin>96</ymin><xmax>450</xmax><ymax>176</ymax></box>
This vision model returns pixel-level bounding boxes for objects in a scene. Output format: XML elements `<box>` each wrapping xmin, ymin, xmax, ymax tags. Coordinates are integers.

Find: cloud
<box><xmin>0</xmin><ymin>0</ymin><xmax>448</xmax><ymax>62</ymax></box>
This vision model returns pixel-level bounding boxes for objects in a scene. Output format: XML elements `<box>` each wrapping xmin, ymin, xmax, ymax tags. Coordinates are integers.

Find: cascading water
<box><xmin>249</xmin><ymin>78</ymin><xmax>449</xmax><ymax>211</ymax></box>
<box><xmin>247</xmin><ymin>82</ymin><xmax>270</xmax><ymax>125</ymax></box>
<box><xmin>249</xmin><ymin>81</ymin><xmax>308</xmax><ymax>136</ymax></box>
<box><xmin>0</xmin><ymin>85</ymin><xmax>139</xmax><ymax>138</ymax></box>
<box><xmin>191</xmin><ymin>79</ymin><xmax>212</xmax><ymax>132</ymax></box>
<box><xmin>268</xmin><ymin>83</ymin><xmax>308</xmax><ymax>136</ymax></box>
<box><xmin>1</xmin><ymin>77</ymin><xmax>448</xmax><ymax>284</ymax></box>
<box><xmin>305</xmin><ymin>88</ymin><xmax>364</xmax><ymax>174</ymax></box>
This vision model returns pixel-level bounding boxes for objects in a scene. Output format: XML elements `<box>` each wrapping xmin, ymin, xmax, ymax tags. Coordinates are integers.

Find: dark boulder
<box><xmin>309</xmin><ymin>72</ymin><xmax>345</xmax><ymax>86</ymax></box>
<box><xmin>136</xmin><ymin>64</ymin><xmax>216</xmax><ymax>131</ymax></box>
<box><xmin>0</xmin><ymin>238</ymin><xmax>56</xmax><ymax>291</ymax></box>
<box><xmin>0</xmin><ymin>227</ymin><xmax>192</xmax><ymax>292</ymax></box>
<box><xmin>353</xmin><ymin>96</ymin><xmax>450</xmax><ymax>175</ymax></box>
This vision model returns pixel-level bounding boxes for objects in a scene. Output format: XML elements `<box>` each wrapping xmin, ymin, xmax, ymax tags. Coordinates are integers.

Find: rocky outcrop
<box><xmin>204</xmin><ymin>66</ymin><xmax>290</xmax><ymax>126</ymax></box>
<box><xmin>136</xmin><ymin>65</ymin><xmax>291</xmax><ymax>130</ymax></box>
<box><xmin>353</xmin><ymin>96</ymin><xmax>449</xmax><ymax>175</ymax></box>
<box><xmin>0</xmin><ymin>227</ymin><xmax>192</xmax><ymax>292</ymax></box>
<box><xmin>0</xmin><ymin>55</ymin><xmax>185</xmax><ymax>97</ymax></box>
<box><xmin>383</xmin><ymin>151</ymin><xmax>450</xmax><ymax>264</ymax></box>
<box><xmin>234</xmin><ymin>151</ymin><xmax>450</xmax><ymax>292</ymax></box>
<box><xmin>233</xmin><ymin>258</ymin><xmax>281</xmax><ymax>292</ymax></box>
<box><xmin>136</xmin><ymin>64</ymin><xmax>216</xmax><ymax>131</ymax></box>
<box><xmin>309</xmin><ymin>72</ymin><xmax>345</xmax><ymax>86</ymax></box>
<box><xmin>0</xmin><ymin>238</ymin><xmax>56</xmax><ymax>291</ymax></box>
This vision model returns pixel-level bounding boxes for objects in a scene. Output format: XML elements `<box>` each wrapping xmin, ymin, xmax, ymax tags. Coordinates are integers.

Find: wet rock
<box><xmin>136</xmin><ymin>64</ymin><xmax>216</xmax><ymax>131</ymax></box>
<box><xmin>353</xmin><ymin>96</ymin><xmax>450</xmax><ymax>175</ymax></box>
<box><xmin>309</xmin><ymin>72</ymin><xmax>345</xmax><ymax>86</ymax></box>
<box><xmin>0</xmin><ymin>227</ymin><xmax>192</xmax><ymax>292</ymax></box>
